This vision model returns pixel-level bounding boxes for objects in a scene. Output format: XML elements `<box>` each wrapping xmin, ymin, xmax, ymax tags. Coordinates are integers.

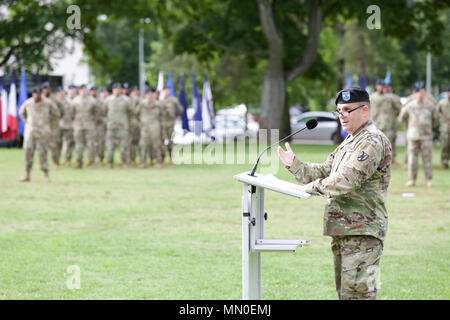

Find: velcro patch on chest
<box><xmin>357</xmin><ymin>151</ymin><xmax>369</xmax><ymax>161</ymax></box>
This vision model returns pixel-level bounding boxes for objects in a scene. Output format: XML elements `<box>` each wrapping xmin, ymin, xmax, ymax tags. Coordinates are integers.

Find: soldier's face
<box><xmin>376</xmin><ymin>84</ymin><xmax>383</xmax><ymax>93</ymax></box>
<box><xmin>90</xmin><ymin>89</ymin><xmax>97</xmax><ymax>97</ymax></box>
<box><xmin>80</xmin><ymin>87</ymin><xmax>88</xmax><ymax>96</ymax></box>
<box><xmin>113</xmin><ymin>88</ymin><xmax>122</xmax><ymax>96</ymax></box>
<box><xmin>43</xmin><ymin>88</ymin><xmax>51</xmax><ymax>96</ymax></box>
<box><xmin>414</xmin><ymin>89</ymin><xmax>425</xmax><ymax>101</ymax></box>
<box><xmin>132</xmin><ymin>90</ymin><xmax>139</xmax><ymax>96</ymax></box>
<box><xmin>337</xmin><ymin>102</ymin><xmax>369</xmax><ymax>134</ymax></box>
<box><xmin>33</xmin><ymin>92</ymin><xmax>42</xmax><ymax>101</ymax></box>
<box><xmin>57</xmin><ymin>91</ymin><xmax>65</xmax><ymax>99</ymax></box>
<box><xmin>146</xmin><ymin>93</ymin><xmax>153</xmax><ymax>101</ymax></box>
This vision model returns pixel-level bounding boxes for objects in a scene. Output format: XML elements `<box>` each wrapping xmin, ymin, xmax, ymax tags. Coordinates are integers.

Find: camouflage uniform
<box><xmin>105</xmin><ymin>94</ymin><xmax>133</xmax><ymax>164</ymax></box>
<box><xmin>95</xmin><ymin>98</ymin><xmax>107</xmax><ymax>163</ymax></box>
<box><xmin>136</xmin><ymin>99</ymin><xmax>163</xmax><ymax>165</ymax></box>
<box><xmin>58</xmin><ymin>95</ymin><xmax>75</xmax><ymax>162</ymax></box>
<box><xmin>44</xmin><ymin>94</ymin><xmax>64</xmax><ymax>164</ymax></box>
<box><xmin>436</xmin><ymin>97</ymin><xmax>450</xmax><ymax>167</ymax></box>
<box><xmin>399</xmin><ymin>99</ymin><xmax>439</xmax><ymax>182</ymax></box>
<box><xmin>286</xmin><ymin>121</ymin><xmax>392</xmax><ymax>300</ymax></box>
<box><xmin>160</xmin><ymin>96</ymin><xmax>182</xmax><ymax>159</ymax></box>
<box><xmin>129</xmin><ymin>95</ymin><xmax>141</xmax><ymax>163</ymax></box>
<box><xmin>370</xmin><ymin>92</ymin><xmax>402</xmax><ymax>161</ymax></box>
<box><xmin>72</xmin><ymin>95</ymin><xmax>98</xmax><ymax>164</ymax></box>
<box><xmin>19</xmin><ymin>98</ymin><xmax>60</xmax><ymax>173</ymax></box>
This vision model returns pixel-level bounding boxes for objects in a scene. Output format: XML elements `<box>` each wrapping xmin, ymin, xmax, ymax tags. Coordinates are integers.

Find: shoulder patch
<box><xmin>357</xmin><ymin>151</ymin><xmax>369</xmax><ymax>161</ymax></box>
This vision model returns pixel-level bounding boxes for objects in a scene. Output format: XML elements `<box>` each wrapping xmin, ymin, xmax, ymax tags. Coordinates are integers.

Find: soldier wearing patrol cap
<box><xmin>279</xmin><ymin>86</ymin><xmax>392</xmax><ymax>300</ymax></box>
<box><xmin>104</xmin><ymin>83</ymin><xmax>133</xmax><ymax>168</ymax></box>
<box><xmin>42</xmin><ymin>81</ymin><xmax>65</xmax><ymax>168</ymax></box>
<box><xmin>19</xmin><ymin>86</ymin><xmax>61</xmax><ymax>182</ymax></box>
<box><xmin>56</xmin><ymin>86</ymin><xmax>75</xmax><ymax>166</ymax></box>
<box><xmin>436</xmin><ymin>86</ymin><xmax>450</xmax><ymax>169</ymax></box>
<box><xmin>399</xmin><ymin>82</ymin><xmax>439</xmax><ymax>187</ymax></box>
<box><xmin>129</xmin><ymin>86</ymin><xmax>141</xmax><ymax>166</ymax></box>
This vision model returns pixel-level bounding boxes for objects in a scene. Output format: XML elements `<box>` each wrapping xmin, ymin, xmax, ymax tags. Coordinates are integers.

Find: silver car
<box><xmin>290</xmin><ymin>111</ymin><xmax>340</xmax><ymax>143</ymax></box>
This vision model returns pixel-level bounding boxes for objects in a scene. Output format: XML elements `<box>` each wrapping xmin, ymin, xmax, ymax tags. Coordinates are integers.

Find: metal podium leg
<box><xmin>242</xmin><ymin>184</ymin><xmax>262</xmax><ymax>300</ymax></box>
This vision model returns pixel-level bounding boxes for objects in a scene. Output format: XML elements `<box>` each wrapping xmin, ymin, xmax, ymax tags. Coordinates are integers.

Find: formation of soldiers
<box><xmin>370</xmin><ymin>81</ymin><xmax>450</xmax><ymax>187</ymax></box>
<box><xmin>19</xmin><ymin>82</ymin><xmax>182</xmax><ymax>182</ymax></box>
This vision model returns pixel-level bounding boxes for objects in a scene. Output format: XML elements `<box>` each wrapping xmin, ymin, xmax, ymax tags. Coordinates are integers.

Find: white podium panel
<box><xmin>234</xmin><ymin>172</ymin><xmax>311</xmax><ymax>300</ymax></box>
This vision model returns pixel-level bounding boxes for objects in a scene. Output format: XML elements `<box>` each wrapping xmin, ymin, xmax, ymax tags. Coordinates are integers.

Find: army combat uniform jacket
<box><xmin>287</xmin><ymin>121</ymin><xmax>392</xmax><ymax>241</ymax></box>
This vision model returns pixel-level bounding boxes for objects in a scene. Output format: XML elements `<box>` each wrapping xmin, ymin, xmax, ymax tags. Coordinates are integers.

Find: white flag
<box><xmin>201</xmin><ymin>75</ymin><xmax>214</xmax><ymax>133</ymax></box>
<box><xmin>1</xmin><ymin>85</ymin><xmax>8</xmax><ymax>133</ymax></box>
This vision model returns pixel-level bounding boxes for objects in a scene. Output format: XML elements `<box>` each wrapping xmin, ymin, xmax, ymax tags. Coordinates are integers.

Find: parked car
<box><xmin>290</xmin><ymin>111</ymin><xmax>340</xmax><ymax>143</ymax></box>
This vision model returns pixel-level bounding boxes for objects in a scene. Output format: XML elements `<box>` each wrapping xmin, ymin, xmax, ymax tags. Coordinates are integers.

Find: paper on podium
<box><xmin>234</xmin><ymin>172</ymin><xmax>311</xmax><ymax>199</ymax></box>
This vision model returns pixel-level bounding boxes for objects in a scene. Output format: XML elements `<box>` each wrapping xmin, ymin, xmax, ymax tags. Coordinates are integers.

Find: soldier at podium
<box><xmin>278</xmin><ymin>86</ymin><xmax>392</xmax><ymax>300</ymax></box>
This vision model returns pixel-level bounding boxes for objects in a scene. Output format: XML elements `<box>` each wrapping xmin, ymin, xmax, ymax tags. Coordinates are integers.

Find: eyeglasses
<box><xmin>333</xmin><ymin>104</ymin><xmax>366</xmax><ymax>117</ymax></box>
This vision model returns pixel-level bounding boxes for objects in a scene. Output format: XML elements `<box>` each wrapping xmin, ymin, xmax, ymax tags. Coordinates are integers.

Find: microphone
<box><xmin>248</xmin><ymin>118</ymin><xmax>318</xmax><ymax>177</ymax></box>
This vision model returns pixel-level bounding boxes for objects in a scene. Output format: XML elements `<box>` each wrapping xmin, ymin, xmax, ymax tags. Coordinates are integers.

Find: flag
<box><xmin>201</xmin><ymin>73</ymin><xmax>214</xmax><ymax>135</ymax></box>
<box><xmin>192</xmin><ymin>73</ymin><xmax>202</xmax><ymax>136</ymax></box>
<box><xmin>364</xmin><ymin>75</ymin><xmax>370</xmax><ymax>93</ymax></box>
<box><xmin>7</xmin><ymin>73</ymin><xmax>17</xmax><ymax>140</ymax></box>
<box><xmin>357</xmin><ymin>73</ymin><xmax>362</xmax><ymax>87</ymax></box>
<box><xmin>346</xmin><ymin>72</ymin><xmax>352</xmax><ymax>87</ymax></box>
<box><xmin>1</xmin><ymin>77</ymin><xmax>7</xmax><ymax>136</ymax></box>
<box><xmin>18</xmin><ymin>70</ymin><xmax>27</xmax><ymax>137</ymax></box>
<box><xmin>156</xmin><ymin>71</ymin><xmax>164</xmax><ymax>93</ymax></box>
<box><xmin>384</xmin><ymin>70</ymin><xmax>391</xmax><ymax>86</ymax></box>
<box><xmin>178</xmin><ymin>75</ymin><xmax>190</xmax><ymax>132</ymax></box>
<box><xmin>167</xmin><ymin>73</ymin><xmax>176</xmax><ymax>97</ymax></box>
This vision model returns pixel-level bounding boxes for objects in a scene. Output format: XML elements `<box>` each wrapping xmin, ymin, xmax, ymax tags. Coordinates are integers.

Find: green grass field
<box><xmin>0</xmin><ymin>144</ymin><xmax>449</xmax><ymax>299</ymax></box>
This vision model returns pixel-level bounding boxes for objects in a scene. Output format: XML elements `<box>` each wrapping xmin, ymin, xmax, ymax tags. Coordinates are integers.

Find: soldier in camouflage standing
<box><xmin>136</xmin><ymin>88</ymin><xmax>164</xmax><ymax>168</ymax></box>
<box><xmin>71</xmin><ymin>85</ymin><xmax>98</xmax><ymax>168</ymax></box>
<box><xmin>96</xmin><ymin>87</ymin><xmax>109</xmax><ymax>166</ymax></box>
<box><xmin>370</xmin><ymin>81</ymin><xmax>402</xmax><ymax>164</ymax></box>
<box><xmin>436</xmin><ymin>86</ymin><xmax>450</xmax><ymax>169</ymax></box>
<box><xmin>19</xmin><ymin>87</ymin><xmax>61</xmax><ymax>182</ymax></box>
<box><xmin>104</xmin><ymin>83</ymin><xmax>133</xmax><ymax>168</ymax></box>
<box><xmin>399</xmin><ymin>82</ymin><xmax>439</xmax><ymax>187</ymax></box>
<box><xmin>56</xmin><ymin>86</ymin><xmax>75</xmax><ymax>166</ymax></box>
<box><xmin>279</xmin><ymin>87</ymin><xmax>392</xmax><ymax>300</ymax></box>
<box><xmin>129</xmin><ymin>86</ymin><xmax>141</xmax><ymax>166</ymax></box>
<box><xmin>160</xmin><ymin>87</ymin><xmax>182</xmax><ymax>163</ymax></box>
<box><xmin>42</xmin><ymin>82</ymin><xmax>64</xmax><ymax>168</ymax></box>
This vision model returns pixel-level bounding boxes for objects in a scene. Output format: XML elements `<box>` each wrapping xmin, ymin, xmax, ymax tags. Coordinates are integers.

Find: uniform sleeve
<box><xmin>393</xmin><ymin>96</ymin><xmax>402</xmax><ymax>117</ymax></box>
<box><xmin>286</xmin><ymin>149</ymin><xmax>335</xmax><ymax>185</ymax></box>
<box><xmin>304</xmin><ymin>138</ymin><xmax>384</xmax><ymax>197</ymax></box>
<box><xmin>432</xmin><ymin>103</ymin><xmax>440</xmax><ymax>131</ymax></box>
<box><xmin>49</xmin><ymin>100</ymin><xmax>60</xmax><ymax>119</ymax></box>
<box><xmin>175</xmin><ymin>99</ymin><xmax>183</xmax><ymax>117</ymax></box>
<box><xmin>398</xmin><ymin>105</ymin><xmax>409</xmax><ymax>125</ymax></box>
<box><xmin>19</xmin><ymin>102</ymin><xmax>27</xmax><ymax>121</ymax></box>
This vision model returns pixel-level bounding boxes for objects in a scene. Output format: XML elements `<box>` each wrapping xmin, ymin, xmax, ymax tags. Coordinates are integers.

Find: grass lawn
<box><xmin>0</xmin><ymin>143</ymin><xmax>449</xmax><ymax>299</ymax></box>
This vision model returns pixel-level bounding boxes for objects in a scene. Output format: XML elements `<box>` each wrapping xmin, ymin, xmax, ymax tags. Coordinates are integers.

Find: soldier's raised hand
<box><xmin>278</xmin><ymin>142</ymin><xmax>295</xmax><ymax>167</ymax></box>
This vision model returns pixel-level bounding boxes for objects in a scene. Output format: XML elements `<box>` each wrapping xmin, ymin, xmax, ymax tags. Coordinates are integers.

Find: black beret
<box><xmin>41</xmin><ymin>81</ymin><xmax>51</xmax><ymax>89</ymax></box>
<box><xmin>335</xmin><ymin>86</ymin><xmax>370</xmax><ymax>105</ymax></box>
<box><xmin>32</xmin><ymin>86</ymin><xmax>42</xmax><ymax>93</ymax></box>
<box><xmin>132</xmin><ymin>86</ymin><xmax>139</xmax><ymax>91</ymax></box>
<box><xmin>145</xmin><ymin>88</ymin><xmax>154</xmax><ymax>94</ymax></box>
<box><xmin>413</xmin><ymin>82</ymin><xmax>425</xmax><ymax>92</ymax></box>
<box><xmin>79</xmin><ymin>84</ymin><xmax>87</xmax><ymax>88</ymax></box>
<box><xmin>100</xmin><ymin>87</ymin><xmax>108</xmax><ymax>92</ymax></box>
<box><xmin>56</xmin><ymin>86</ymin><xmax>64</xmax><ymax>92</ymax></box>
<box><xmin>445</xmin><ymin>86</ymin><xmax>450</xmax><ymax>92</ymax></box>
<box><xmin>68</xmin><ymin>84</ymin><xmax>76</xmax><ymax>89</ymax></box>
<box><xmin>112</xmin><ymin>83</ymin><xmax>122</xmax><ymax>89</ymax></box>
<box><xmin>90</xmin><ymin>85</ymin><xmax>97</xmax><ymax>90</ymax></box>
<box><xmin>375</xmin><ymin>80</ymin><xmax>385</xmax><ymax>86</ymax></box>
<box><xmin>123</xmin><ymin>82</ymin><xmax>129</xmax><ymax>89</ymax></box>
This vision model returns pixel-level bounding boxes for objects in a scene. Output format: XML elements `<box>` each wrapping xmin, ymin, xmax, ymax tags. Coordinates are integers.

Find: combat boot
<box><xmin>20</xmin><ymin>171</ymin><xmax>31</xmax><ymax>182</ymax></box>
<box><xmin>139</xmin><ymin>163</ymin><xmax>146</xmax><ymax>168</ymax></box>
<box><xmin>441</xmin><ymin>163</ymin><xmax>448</xmax><ymax>169</ymax></box>
<box><xmin>87</xmin><ymin>161</ymin><xmax>95</xmax><ymax>168</ymax></box>
<box><xmin>44</xmin><ymin>171</ymin><xmax>51</xmax><ymax>183</ymax></box>
<box><xmin>426</xmin><ymin>180</ymin><xmax>433</xmax><ymax>187</ymax></box>
<box><xmin>405</xmin><ymin>180</ymin><xmax>416</xmax><ymax>187</ymax></box>
<box><xmin>121</xmin><ymin>163</ymin><xmax>128</xmax><ymax>168</ymax></box>
<box><xmin>130</xmin><ymin>160</ymin><xmax>137</xmax><ymax>167</ymax></box>
<box><xmin>75</xmin><ymin>160</ymin><xmax>83</xmax><ymax>169</ymax></box>
<box><xmin>63</xmin><ymin>158</ymin><xmax>71</xmax><ymax>166</ymax></box>
<box><xmin>108</xmin><ymin>163</ymin><xmax>114</xmax><ymax>169</ymax></box>
<box><xmin>98</xmin><ymin>160</ymin><xmax>104</xmax><ymax>167</ymax></box>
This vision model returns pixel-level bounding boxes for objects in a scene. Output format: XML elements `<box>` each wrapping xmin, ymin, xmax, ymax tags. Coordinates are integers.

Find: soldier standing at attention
<box><xmin>72</xmin><ymin>85</ymin><xmax>98</xmax><ymax>168</ymax></box>
<box><xmin>96</xmin><ymin>87</ymin><xmax>109</xmax><ymax>166</ymax></box>
<box><xmin>136</xmin><ymin>89</ymin><xmax>164</xmax><ymax>168</ymax></box>
<box><xmin>160</xmin><ymin>87</ymin><xmax>182</xmax><ymax>163</ymax></box>
<box><xmin>42</xmin><ymin>82</ymin><xmax>64</xmax><ymax>168</ymax></box>
<box><xmin>56</xmin><ymin>86</ymin><xmax>75</xmax><ymax>166</ymax></box>
<box><xmin>105</xmin><ymin>83</ymin><xmax>133</xmax><ymax>168</ymax></box>
<box><xmin>129</xmin><ymin>86</ymin><xmax>141</xmax><ymax>166</ymax></box>
<box><xmin>278</xmin><ymin>86</ymin><xmax>392</xmax><ymax>300</ymax></box>
<box><xmin>370</xmin><ymin>81</ymin><xmax>402</xmax><ymax>165</ymax></box>
<box><xmin>436</xmin><ymin>86</ymin><xmax>450</xmax><ymax>169</ymax></box>
<box><xmin>398</xmin><ymin>82</ymin><xmax>439</xmax><ymax>187</ymax></box>
<box><xmin>19</xmin><ymin>87</ymin><xmax>61</xmax><ymax>182</ymax></box>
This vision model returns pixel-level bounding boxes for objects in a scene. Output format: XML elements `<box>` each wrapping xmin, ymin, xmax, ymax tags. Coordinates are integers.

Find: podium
<box><xmin>234</xmin><ymin>172</ymin><xmax>311</xmax><ymax>300</ymax></box>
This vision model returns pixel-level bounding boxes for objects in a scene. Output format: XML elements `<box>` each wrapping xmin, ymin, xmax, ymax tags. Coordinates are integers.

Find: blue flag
<box><xmin>178</xmin><ymin>75</ymin><xmax>190</xmax><ymax>132</ymax></box>
<box><xmin>346</xmin><ymin>72</ymin><xmax>352</xmax><ymax>87</ymax></box>
<box><xmin>18</xmin><ymin>70</ymin><xmax>27</xmax><ymax>137</ymax></box>
<box><xmin>384</xmin><ymin>70</ymin><xmax>391</xmax><ymax>86</ymax></box>
<box><xmin>192</xmin><ymin>73</ymin><xmax>202</xmax><ymax>136</ymax></box>
<box><xmin>357</xmin><ymin>73</ymin><xmax>362</xmax><ymax>87</ymax></box>
<box><xmin>167</xmin><ymin>73</ymin><xmax>176</xmax><ymax>97</ymax></box>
